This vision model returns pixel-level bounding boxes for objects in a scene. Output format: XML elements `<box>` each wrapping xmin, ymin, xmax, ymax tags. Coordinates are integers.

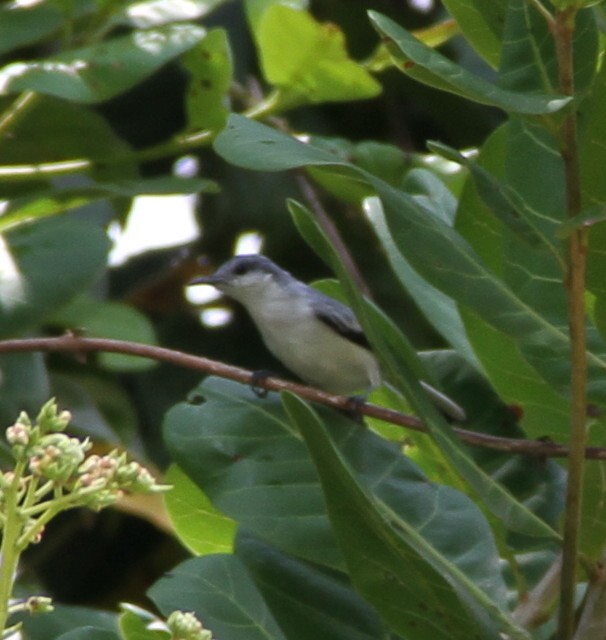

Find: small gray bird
<box><xmin>191</xmin><ymin>254</ymin><xmax>465</xmax><ymax>420</ymax></box>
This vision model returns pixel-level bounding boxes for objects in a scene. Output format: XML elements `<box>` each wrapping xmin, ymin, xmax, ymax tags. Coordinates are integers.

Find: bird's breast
<box><xmin>247</xmin><ymin>294</ymin><xmax>379</xmax><ymax>394</ymax></box>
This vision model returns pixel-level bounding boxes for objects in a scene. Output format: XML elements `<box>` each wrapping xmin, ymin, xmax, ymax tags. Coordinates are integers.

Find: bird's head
<box><xmin>190</xmin><ymin>255</ymin><xmax>291</xmax><ymax>304</ymax></box>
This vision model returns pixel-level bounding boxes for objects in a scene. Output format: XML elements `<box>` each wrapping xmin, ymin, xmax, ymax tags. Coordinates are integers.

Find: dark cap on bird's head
<box><xmin>189</xmin><ymin>254</ymin><xmax>293</xmax><ymax>290</ymax></box>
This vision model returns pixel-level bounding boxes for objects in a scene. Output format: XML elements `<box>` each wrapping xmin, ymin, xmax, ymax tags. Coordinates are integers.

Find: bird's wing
<box><xmin>312</xmin><ymin>293</ymin><xmax>371</xmax><ymax>351</ymax></box>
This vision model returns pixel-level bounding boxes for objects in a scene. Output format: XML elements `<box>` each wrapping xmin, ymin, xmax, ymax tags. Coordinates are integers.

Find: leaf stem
<box><xmin>552</xmin><ymin>7</ymin><xmax>588</xmax><ymax>640</ymax></box>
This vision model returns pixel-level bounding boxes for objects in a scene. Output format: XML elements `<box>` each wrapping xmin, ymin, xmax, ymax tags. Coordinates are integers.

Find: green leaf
<box><xmin>580</xmin><ymin>63</ymin><xmax>606</xmax><ymax>301</ymax></box>
<box><xmin>427</xmin><ymin>140</ymin><xmax>556</xmax><ymax>249</ymax></box>
<box><xmin>258</xmin><ymin>5</ymin><xmax>381</xmax><ymax>105</ymax></box>
<box><xmin>282</xmin><ymin>393</ymin><xmax>529</xmax><ymax>640</ymax></box>
<box><xmin>454</xmin><ymin>121</ymin><xmax>592</xmax><ymax>440</ymax></box>
<box><xmin>0</xmin><ymin>177</ymin><xmax>217</xmax><ymax>232</ymax></box>
<box><xmin>148</xmin><ymin>555</ymin><xmax>288</xmax><ymax>640</ymax></box>
<box><xmin>119</xmin><ymin>604</ymin><xmax>169</xmax><ymax>640</ymax></box>
<box><xmin>498</xmin><ymin>0</ymin><xmax>598</xmax><ymax>99</ymax></box>
<box><xmin>363</xmin><ymin>195</ymin><xmax>480</xmax><ymax>369</ymax></box>
<box><xmin>0</xmin><ymin>353</ymin><xmax>50</xmax><ymax>430</ymax></box>
<box><xmin>57</xmin><ymin>630</ymin><xmax>118</xmax><ymax>640</ymax></box>
<box><xmin>0</xmin><ymin>3</ymin><xmax>64</xmax><ymax>55</ymax></box>
<box><xmin>0</xmin><ymin>97</ymin><xmax>137</xmax><ymax>206</ymax></box>
<box><xmin>0</xmin><ymin>217</ymin><xmax>109</xmax><ymax>338</ymax></box>
<box><xmin>22</xmin><ymin>604</ymin><xmax>118</xmax><ymax>639</ymax></box>
<box><xmin>182</xmin><ymin>29</ymin><xmax>233</xmax><ymax>131</ymax></box>
<box><xmin>244</xmin><ymin>0</ymin><xmax>309</xmax><ymax>36</ymax></box>
<box><xmin>440</xmin><ymin>0</ymin><xmax>507</xmax><ymax>67</ymax></box>
<box><xmin>236</xmin><ymin>531</ymin><xmax>390</xmax><ymax>640</ymax></box>
<box><xmin>164</xmin><ymin>464</ymin><xmax>236</xmax><ymax>555</ymax></box>
<box><xmin>163</xmin><ymin>377</ymin><xmax>343</xmax><ymax>569</ymax></box>
<box><xmin>0</xmin><ymin>24</ymin><xmax>207</xmax><ymax>104</ymax></box>
<box><xmin>50</xmin><ymin>295</ymin><xmax>157</xmax><ymax>372</ymax></box>
<box><xmin>368</xmin><ymin>11</ymin><xmax>570</xmax><ymax>115</ymax></box>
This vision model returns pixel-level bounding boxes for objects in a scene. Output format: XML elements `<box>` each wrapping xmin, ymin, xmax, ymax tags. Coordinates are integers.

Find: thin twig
<box><xmin>1</xmin><ymin>335</ymin><xmax>606</xmax><ymax>461</ymax></box>
<box><xmin>295</xmin><ymin>172</ymin><xmax>372</xmax><ymax>297</ymax></box>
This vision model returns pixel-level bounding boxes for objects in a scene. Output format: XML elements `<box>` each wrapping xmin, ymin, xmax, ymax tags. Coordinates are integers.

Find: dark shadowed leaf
<box><xmin>368</xmin><ymin>11</ymin><xmax>569</xmax><ymax>115</ymax></box>
<box><xmin>148</xmin><ymin>555</ymin><xmax>287</xmax><ymax>640</ymax></box>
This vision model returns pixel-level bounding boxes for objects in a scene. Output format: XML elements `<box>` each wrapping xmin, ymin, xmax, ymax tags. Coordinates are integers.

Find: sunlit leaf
<box><xmin>164</xmin><ymin>464</ymin><xmax>236</xmax><ymax>555</ymax></box>
<box><xmin>182</xmin><ymin>29</ymin><xmax>233</xmax><ymax>131</ymax></box>
<box><xmin>258</xmin><ymin>5</ymin><xmax>381</xmax><ymax>105</ymax></box>
<box><xmin>0</xmin><ymin>24</ymin><xmax>207</xmax><ymax>103</ymax></box>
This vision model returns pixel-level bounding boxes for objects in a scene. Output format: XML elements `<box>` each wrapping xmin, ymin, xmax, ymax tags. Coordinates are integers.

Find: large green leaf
<box><xmin>427</xmin><ymin>140</ymin><xmax>557</xmax><ymax>251</ymax></box>
<box><xmin>498</xmin><ymin>0</ymin><xmax>598</xmax><ymax>99</ymax></box>
<box><xmin>0</xmin><ymin>217</ymin><xmax>109</xmax><ymax>338</ymax></box>
<box><xmin>441</xmin><ymin>0</ymin><xmax>507</xmax><ymax>68</ymax></box>
<box><xmin>0</xmin><ymin>97</ymin><xmax>131</xmax><ymax>168</ymax></box>
<box><xmin>368</xmin><ymin>11</ymin><xmax>570</xmax><ymax>115</ymax></box>
<box><xmin>283</xmin><ymin>393</ymin><xmax>528</xmax><ymax>640</ymax></box>
<box><xmin>363</xmin><ymin>194</ymin><xmax>479</xmax><ymax>369</ymax></box>
<box><xmin>455</xmin><ymin>122</ymin><xmax>606</xmax><ymax>556</ymax></box>
<box><xmin>453</xmin><ymin>124</ymin><xmax>570</xmax><ymax>440</ymax></box>
<box><xmin>0</xmin><ymin>24</ymin><xmax>207</xmax><ymax>104</ymax></box>
<box><xmin>257</xmin><ymin>5</ymin><xmax>381</xmax><ymax>105</ymax></box>
<box><xmin>163</xmin><ymin>376</ymin><xmax>342</xmax><ymax>569</ymax></box>
<box><xmin>236</xmin><ymin>532</ymin><xmax>390</xmax><ymax>640</ymax></box>
<box><xmin>148</xmin><ymin>555</ymin><xmax>288</xmax><ymax>640</ymax></box>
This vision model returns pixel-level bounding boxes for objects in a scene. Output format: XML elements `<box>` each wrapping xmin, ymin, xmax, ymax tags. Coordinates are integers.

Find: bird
<box><xmin>190</xmin><ymin>254</ymin><xmax>465</xmax><ymax>421</ymax></box>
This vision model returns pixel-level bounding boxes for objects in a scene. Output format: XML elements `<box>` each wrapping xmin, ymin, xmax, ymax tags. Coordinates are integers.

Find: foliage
<box><xmin>1</xmin><ymin>0</ymin><xmax>606</xmax><ymax>639</ymax></box>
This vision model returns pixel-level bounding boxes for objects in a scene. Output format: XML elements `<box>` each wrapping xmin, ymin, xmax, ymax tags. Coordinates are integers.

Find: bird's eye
<box><xmin>233</xmin><ymin>263</ymin><xmax>249</xmax><ymax>276</ymax></box>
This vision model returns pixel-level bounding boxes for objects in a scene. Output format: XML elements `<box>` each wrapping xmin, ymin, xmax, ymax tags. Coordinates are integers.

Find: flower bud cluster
<box><xmin>76</xmin><ymin>450</ymin><xmax>166</xmax><ymax>510</ymax></box>
<box><xmin>1</xmin><ymin>399</ymin><xmax>167</xmax><ymax>513</ymax></box>
<box><xmin>28</xmin><ymin>434</ymin><xmax>90</xmax><ymax>484</ymax></box>
<box><xmin>167</xmin><ymin>611</ymin><xmax>213</xmax><ymax>640</ymax></box>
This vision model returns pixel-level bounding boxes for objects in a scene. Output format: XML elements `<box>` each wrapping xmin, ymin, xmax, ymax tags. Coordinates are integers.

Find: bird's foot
<box><xmin>250</xmin><ymin>369</ymin><xmax>276</xmax><ymax>398</ymax></box>
<box><xmin>343</xmin><ymin>395</ymin><xmax>367</xmax><ymax>423</ymax></box>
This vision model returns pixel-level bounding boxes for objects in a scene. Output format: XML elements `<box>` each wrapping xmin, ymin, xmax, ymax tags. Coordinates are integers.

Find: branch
<box><xmin>551</xmin><ymin>7</ymin><xmax>587</xmax><ymax>640</ymax></box>
<box><xmin>1</xmin><ymin>335</ymin><xmax>606</xmax><ymax>461</ymax></box>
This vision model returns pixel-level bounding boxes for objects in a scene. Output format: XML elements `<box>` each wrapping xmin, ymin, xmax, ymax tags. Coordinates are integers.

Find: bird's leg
<box><xmin>342</xmin><ymin>394</ymin><xmax>368</xmax><ymax>423</ymax></box>
<box><xmin>249</xmin><ymin>369</ymin><xmax>277</xmax><ymax>398</ymax></box>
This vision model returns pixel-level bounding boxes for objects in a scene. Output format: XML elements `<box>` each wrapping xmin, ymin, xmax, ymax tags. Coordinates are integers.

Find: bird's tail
<box><xmin>419</xmin><ymin>380</ymin><xmax>467</xmax><ymax>422</ymax></box>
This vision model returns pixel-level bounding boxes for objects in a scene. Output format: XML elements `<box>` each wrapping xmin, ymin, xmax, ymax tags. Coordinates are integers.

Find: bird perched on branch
<box><xmin>190</xmin><ymin>254</ymin><xmax>465</xmax><ymax>421</ymax></box>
